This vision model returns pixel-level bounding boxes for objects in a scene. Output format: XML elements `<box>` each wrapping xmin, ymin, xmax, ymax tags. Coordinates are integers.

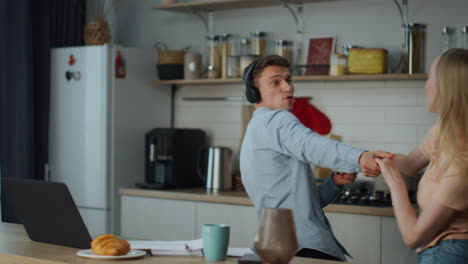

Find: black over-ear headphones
<box><xmin>244</xmin><ymin>60</ymin><xmax>261</xmax><ymax>104</ymax></box>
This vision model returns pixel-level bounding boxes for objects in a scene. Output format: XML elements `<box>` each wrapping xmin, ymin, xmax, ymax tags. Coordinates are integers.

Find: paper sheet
<box><xmin>129</xmin><ymin>239</ymin><xmax>253</xmax><ymax>257</ymax></box>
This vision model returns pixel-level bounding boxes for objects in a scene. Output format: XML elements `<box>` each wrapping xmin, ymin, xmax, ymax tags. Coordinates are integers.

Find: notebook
<box><xmin>1</xmin><ymin>177</ymin><xmax>92</xmax><ymax>249</ymax></box>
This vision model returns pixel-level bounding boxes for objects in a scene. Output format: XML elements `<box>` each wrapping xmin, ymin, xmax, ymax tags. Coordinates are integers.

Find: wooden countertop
<box><xmin>119</xmin><ymin>188</ymin><xmax>397</xmax><ymax>217</ymax></box>
<box><xmin>0</xmin><ymin>222</ymin><xmax>344</xmax><ymax>264</ymax></box>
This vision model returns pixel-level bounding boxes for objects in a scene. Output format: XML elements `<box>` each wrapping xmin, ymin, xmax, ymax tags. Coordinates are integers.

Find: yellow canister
<box><xmin>347</xmin><ymin>48</ymin><xmax>388</xmax><ymax>74</ymax></box>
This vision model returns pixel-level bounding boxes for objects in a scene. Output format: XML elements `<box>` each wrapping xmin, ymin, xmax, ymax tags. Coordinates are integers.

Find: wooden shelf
<box><xmin>152</xmin><ymin>0</ymin><xmax>343</xmax><ymax>13</ymax></box>
<box><xmin>149</xmin><ymin>73</ymin><xmax>427</xmax><ymax>85</ymax></box>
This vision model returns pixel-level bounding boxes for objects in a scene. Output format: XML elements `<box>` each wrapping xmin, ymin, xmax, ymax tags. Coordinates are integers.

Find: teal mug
<box><xmin>202</xmin><ymin>224</ymin><xmax>230</xmax><ymax>261</ymax></box>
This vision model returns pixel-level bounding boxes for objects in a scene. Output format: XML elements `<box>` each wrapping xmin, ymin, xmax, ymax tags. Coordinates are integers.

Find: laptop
<box><xmin>1</xmin><ymin>177</ymin><xmax>92</xmax><ymax>249</ymax></box>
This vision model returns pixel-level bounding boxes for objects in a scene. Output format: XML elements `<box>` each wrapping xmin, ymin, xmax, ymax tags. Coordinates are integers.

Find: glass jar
<box><xmin>250</xmin><ymin>32</ymin><xmax>267</xmax><ymax>56</ymax></box>
<box><xmin>440</xmin><ymin>26</ymin><xmax>456</xmax><ymax>53</ymax></box>
<box><xmin>219</xmin><ymin>34</ymin><xmax>232</xmax><ymax>79</ymax></box>
<box><xmin>240</xmin><ymin>55</ymin><xmax>259</xmax><ymax>77</ymax></box>
<box><xmin>461</xmin><ymin>26</ymin><xmax>468</xmax><ymax>49</ymax></box>
<box><xmin>226</xmin><ymin>55</ymin><xmax>240</xmax><ymax>78</ymax></box>
<box><xmin>240</xmin><ymin>38</ymin><xmax>250</xmax><ymax>56</ymax></box>
<box><xmin>329</xmin><ymin>53</ymin><xmax>347</xmax><ymax>76</ymax></box>
<box><xmin>274</xmin><ymin>40</ymin><xmax>293</xmax><ymax>63</ymax></box>
<box><xmin>206</xmin><ymin>34</ymin><xmax>220</xmax><ymax>79</ymax></box>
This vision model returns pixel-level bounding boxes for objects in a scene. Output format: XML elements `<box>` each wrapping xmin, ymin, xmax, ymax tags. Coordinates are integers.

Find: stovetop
<box><xmin>332</xmin><ymin>188</ymin><xmax>416</xmax><ymax>207</ymax></box>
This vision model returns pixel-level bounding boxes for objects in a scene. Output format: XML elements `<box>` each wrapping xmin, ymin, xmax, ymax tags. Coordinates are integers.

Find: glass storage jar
<box><xmin>219</xmin><ymin>34</ymin><xmax>232</xmax><ymax>79</ymax></box>
<box><xmin>240</xmin><ymin>38</ymin><xmax>250</xmax><ymax>56</ymax></box>
<box><xmin>329</xmin><ymin>53</ymin><xmax>347</xmax><ymax>76</ymax></box>
<box><xmin>206</xmin><ymin>34</ymin><xmax>220</xmax><ymax>79</ymax></box>
<box><xmin>250</xmin><ymin>32</ymin><xmax>267</xmax><ymax>56</ymax></box>
<box><xmin>273</xmin><ymin>40</ymin><xmax>293</xmax><ymax>63</ymax></box>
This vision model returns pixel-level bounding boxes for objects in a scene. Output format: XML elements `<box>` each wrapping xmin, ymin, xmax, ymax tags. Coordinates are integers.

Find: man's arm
<box><xmin>317</xmin><ymin>174</ymin><xmax>343</xmax><ymax>208</ymax></box>
<box><xmin>317</xmin><ymin>172</ymin><xmax>357</xmax><ymax>207</ymax></box>
<box><xmin>264</xmin><ymin>110</ymin><xmax>364</xmax><ymax>173</ymax></box>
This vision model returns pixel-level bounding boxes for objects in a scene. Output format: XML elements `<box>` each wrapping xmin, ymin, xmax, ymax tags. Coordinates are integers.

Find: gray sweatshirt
<box><xmin>240</xmin><ymin>107</ymin><xmax>364</xmax><ymax>260</ymax></box>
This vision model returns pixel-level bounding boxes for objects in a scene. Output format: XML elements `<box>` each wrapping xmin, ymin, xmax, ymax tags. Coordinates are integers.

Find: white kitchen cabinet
<box><xmin>121</xmin><ymin>194</ymin><xmax>417</xmax><ymax>264</ymax></box>
<box><xmin>121</xmin><ymin>196</ymin><xmax>196</xmax><ymax>240</ymax></box>
<box><xmin>195</xmin><ymin>202</ymin><xmax>258</xmax><ymax>247</ymax></box>
<box><xmin>325</xmin><ymin>212</ymin><xmax>381</xmax><ymax>264</ymax></box>
<box><xmin>381</xmin><ymin>216</ymin><xmax>418</xmax><ymax>264</ymax></box>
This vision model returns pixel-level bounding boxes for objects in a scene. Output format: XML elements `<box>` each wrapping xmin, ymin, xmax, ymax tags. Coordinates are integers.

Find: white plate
<box><xmin>76</xmin><ymin>249</ymin><xmax>146</xmax><ymax>259</ymax></box>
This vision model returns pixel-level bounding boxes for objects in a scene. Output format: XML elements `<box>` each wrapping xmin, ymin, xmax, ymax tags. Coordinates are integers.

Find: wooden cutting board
<box><xmin>0</xmin><ymin>253</ymin><xmax>68</xmax><ymax>264</ymax></box>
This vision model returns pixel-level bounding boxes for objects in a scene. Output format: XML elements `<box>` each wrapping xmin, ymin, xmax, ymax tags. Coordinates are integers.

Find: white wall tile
<box><xmin>333</xmin><ymin>124</ymin><xmax>419</xmax><ymax>144</ymax></box>
<box><xmin>326</xmin><ymin>106</ymin><xmax>385</xmax><ymax>124</ymax></box>
<box><xmin>384</xmin><ymin>106</ymin><xmax>437</xmax><ymax>125</ymax></box>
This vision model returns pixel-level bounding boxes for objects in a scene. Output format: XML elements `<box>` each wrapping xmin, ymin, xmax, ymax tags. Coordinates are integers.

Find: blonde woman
<box><xmin>376</xmin><ymin>49</ymin><xmax>468</xmax><ymax>264</ymax></box>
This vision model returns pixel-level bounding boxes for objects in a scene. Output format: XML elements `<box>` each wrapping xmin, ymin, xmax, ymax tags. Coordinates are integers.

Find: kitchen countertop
<box><xmin>119</xmin><ymin>188</ymin><xmax>399</xmax><ymax>217</ymax></box>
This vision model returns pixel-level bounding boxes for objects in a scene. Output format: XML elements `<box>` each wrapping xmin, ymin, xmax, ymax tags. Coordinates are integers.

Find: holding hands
<box><xmin>374</xmin><ymin>157</ymin><xmax>406</xmax><ymax>190</ymax></box>
<box><xmin>359</xmin><ymin>151</ymin><xmax>395</xmax><ymax>177</ymax></box>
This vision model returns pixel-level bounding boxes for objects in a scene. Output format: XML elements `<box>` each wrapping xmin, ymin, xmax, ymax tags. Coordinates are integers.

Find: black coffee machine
<box><xmin>137</xmin><ymin>128</ymin><xmax>206</xmax><ymax>189</ymax></box>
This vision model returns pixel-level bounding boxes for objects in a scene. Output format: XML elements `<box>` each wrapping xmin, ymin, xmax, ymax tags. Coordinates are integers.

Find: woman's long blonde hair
<box><xmin>435</xmin><ymin>48</ymin><xmax>468</xmax><ymax>175</ymax></box>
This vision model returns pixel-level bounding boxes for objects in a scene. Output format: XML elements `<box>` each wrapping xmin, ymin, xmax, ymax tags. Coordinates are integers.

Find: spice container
<box><xmin>250</xmin><ymin>32</ymin><xmax>267</xmax><ymax>56</ymax></box>
<box><xmin>274</xmin><ymin>40</ymin><xmax>293</xmax><ymax>63</ymax></box>
<box><xmin>329</xmin><ymin>53</ymin><xmax>347</xmax><ymax>76</ymax></box>
<box><xmin>206</xmin><ymin>34</ymin><xmax>220</xmax><ymax>79</ymax></box>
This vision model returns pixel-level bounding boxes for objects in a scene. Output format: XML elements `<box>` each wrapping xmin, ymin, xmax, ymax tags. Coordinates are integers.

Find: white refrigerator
<box><xmin>48</xmin><ymin>44</ymin><xmax>170</xmax><ymax>237</ymax></box>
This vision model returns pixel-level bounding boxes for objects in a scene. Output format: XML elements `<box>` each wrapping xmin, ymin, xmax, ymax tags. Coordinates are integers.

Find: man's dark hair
<box><xmin>245</xmin><ymin>55</ymin><xmax>290</xmax><ymax>83</ymax></box>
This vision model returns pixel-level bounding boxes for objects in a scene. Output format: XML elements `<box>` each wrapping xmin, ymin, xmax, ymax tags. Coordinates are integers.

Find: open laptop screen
<box><xmin>1</xmin><ymin>177</ymin><xmax>92</xmax><ymax>249</ymax></box>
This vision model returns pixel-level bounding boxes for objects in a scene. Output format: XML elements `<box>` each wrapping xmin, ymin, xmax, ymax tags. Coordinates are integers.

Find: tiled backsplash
<box><xmin>173</xmin><ymin>79</ymin><xmax>436</xmax><ymax>180</ymax></box>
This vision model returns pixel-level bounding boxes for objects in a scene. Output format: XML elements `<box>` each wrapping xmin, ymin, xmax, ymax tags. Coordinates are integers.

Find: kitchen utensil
<box><xmin>199</xmin><ymin>146</ymin><xmax>233</xmax><ymax>190</ymax></box>
<box><xmin>254</xmin><ymin>208</ymin><xmax>298</xmax><ymax>264</ymax></box>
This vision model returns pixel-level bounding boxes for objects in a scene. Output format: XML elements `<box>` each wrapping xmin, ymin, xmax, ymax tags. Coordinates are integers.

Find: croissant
<box><xmin>91</xmin><ymin>234</ymin><xmax>131</xmax><ymax>256</ymax></box>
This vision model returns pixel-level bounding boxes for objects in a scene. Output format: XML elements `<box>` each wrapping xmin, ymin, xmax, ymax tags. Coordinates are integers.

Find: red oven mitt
<box><xmin>291</xmin><ymin>97</ymin><xmax>332</xmax><ymax>135</ymax></box>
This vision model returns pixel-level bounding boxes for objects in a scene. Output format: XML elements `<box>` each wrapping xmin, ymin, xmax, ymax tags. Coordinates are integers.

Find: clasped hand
<box><xmin>359</xmin><ymin>151</ymin><xmax>395</xmax><ymax>177</ymax></box>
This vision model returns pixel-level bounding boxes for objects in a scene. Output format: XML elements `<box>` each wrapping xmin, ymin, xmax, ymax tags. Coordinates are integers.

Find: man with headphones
<box><xmin>240</xmin><ymin>55</ymin><xmax>393</xmax><ymax>261</ymax></box>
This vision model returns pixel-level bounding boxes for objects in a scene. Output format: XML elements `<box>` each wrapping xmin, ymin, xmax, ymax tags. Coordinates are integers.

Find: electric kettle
<box><xmin>200</xmin><ymin>146</ymin><xmax>233</xmax><ymax>190</ymax></box>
